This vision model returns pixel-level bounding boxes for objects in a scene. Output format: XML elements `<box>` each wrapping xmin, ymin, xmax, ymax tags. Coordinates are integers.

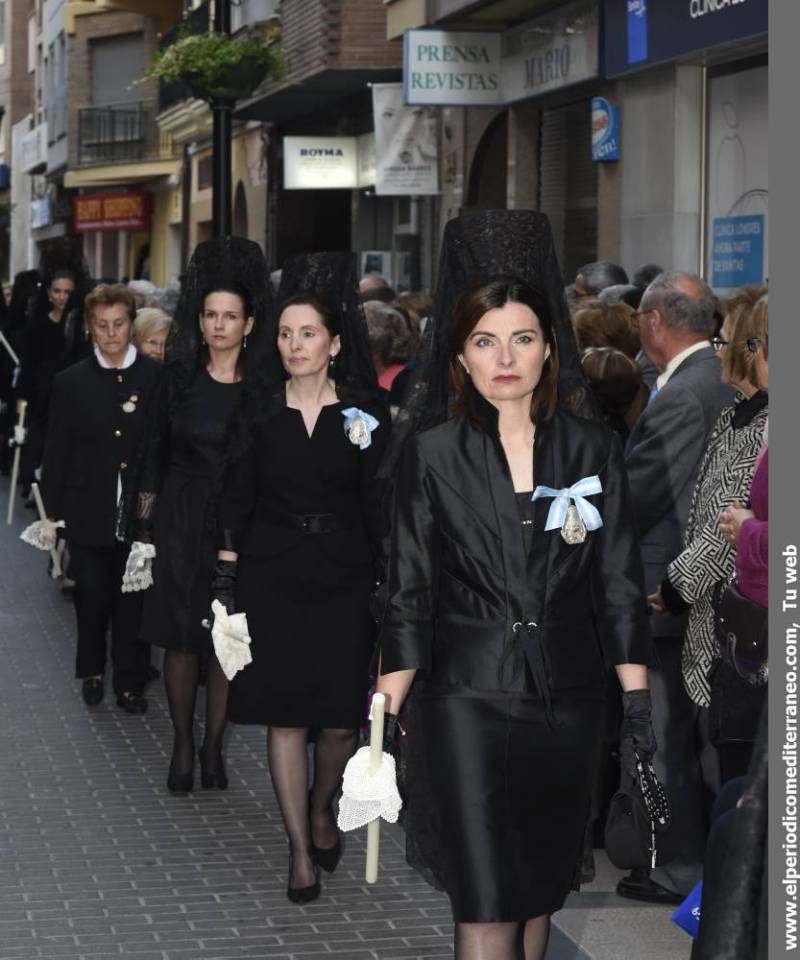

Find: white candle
<box><xmin>31</xmin><ymin>482</ymin><xmax>61</xmax><ymax>577</ymax></box>
<box><xmin>0</xmin><ymin>329</ymin><xmax>19</xmax><ymax>366</ymax></box>
<box><xmin>6</xmin><ymin>400</ymin><xmax>26</xmax><ymax>526</ymax></box>
<box><xmin>365</xmin><ymin>692</ymin><xmax>386</xmax><ymax>884</ymax></box>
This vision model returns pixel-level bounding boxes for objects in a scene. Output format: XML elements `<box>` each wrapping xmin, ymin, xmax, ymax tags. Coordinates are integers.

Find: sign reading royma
<box><xmin>74</xmin><ymin>192</ymin><xmax>152</xmax><ymax>232</ymax></box>
<box><xmin>284</xmin><ymin>137</ymin><xmax>360</xmax><ymax>190</ymax></box>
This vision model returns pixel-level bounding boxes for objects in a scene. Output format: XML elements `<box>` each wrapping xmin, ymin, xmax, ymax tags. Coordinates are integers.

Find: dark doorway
<box><xmin>465</xmin><ymin>111</ymin><xmax>508</xmax><ymax>211</ymax></box>
<box><xmin>277</xmin><ymin>189</ymin><xmax>352</xmax><ymax>263</ymax></box>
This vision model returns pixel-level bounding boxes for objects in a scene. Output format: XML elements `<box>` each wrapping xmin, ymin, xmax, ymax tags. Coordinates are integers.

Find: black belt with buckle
<box><xmin>266</xmin><ymin>510</ymin><xmax>345</xmax><ymax>535</ymax></box>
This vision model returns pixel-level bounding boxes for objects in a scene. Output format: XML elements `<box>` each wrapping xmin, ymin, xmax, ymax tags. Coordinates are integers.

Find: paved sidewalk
<box><xmin>0</xmin><ymin>477</ymin><xmax>690</xmax><ymax>960</ymax></box>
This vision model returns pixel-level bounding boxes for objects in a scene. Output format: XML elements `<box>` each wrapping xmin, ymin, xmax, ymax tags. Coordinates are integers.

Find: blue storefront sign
<box><xmin>604</xmin><ymin>0</ymin><xmax>767</xmax><ymax>77</ymax></box>
<box><xmin>710</xmin><ymin>214</ymin><xmax>765</xmax><ymax>288</ymax></box>
<box><xmin>591</xmin><ymin>97</ymin><xmax>620</xmax><ymax>161</ymax></box>
<box><xmin>626</xmin><ymin>0</ymin><xmax>648</xmax><ymax>64</ymax></box>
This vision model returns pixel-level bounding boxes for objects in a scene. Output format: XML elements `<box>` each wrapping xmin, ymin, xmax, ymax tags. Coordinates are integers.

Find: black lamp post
<box><xmin>211</xmin><ymin>0</ymin><xmax>232</xmax><ymax>238</ymax></box>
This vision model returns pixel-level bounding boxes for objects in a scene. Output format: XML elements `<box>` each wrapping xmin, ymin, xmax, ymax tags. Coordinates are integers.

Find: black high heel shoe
<box><xmin>308</xmin><ymin>792</ymin><xmax>342</xmax><ymax>873</ymax></box>
<box><xmin>167</xmin><ymin>746</ymin><xmax>195</xmax><ymax>794</ymax></box>
<box><xmin>167</xmin><ymin>761</ymin><xmax>194</xmax><ymax>794</ymax></box>
<box><xmin>286</xmin><ymin>855</ymin><xmax>321</xmax><ymax>904</ymax></box>
<box><xmin>199</xmin><ymin>745</ymin><xmax>228</xmax><ymax>790</ymax></box>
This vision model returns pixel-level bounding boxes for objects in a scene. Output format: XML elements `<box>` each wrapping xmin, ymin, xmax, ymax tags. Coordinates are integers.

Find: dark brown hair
<box><xmin>277</xmin><ymin>293</ymin><xmax>340</xmax><ymax>337</ymax></box>
<box><xmin>84</xmin><ymin>283</ymin><xmax>137</xmax><ymax>324</ymax></box>
<box><xmin>450</xmin><ymin>277</ymin><xmax>559</xmax><ymax>422</ymax></box>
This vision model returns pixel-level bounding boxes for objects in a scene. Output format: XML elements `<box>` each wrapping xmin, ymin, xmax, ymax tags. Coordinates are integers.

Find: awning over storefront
<box><xmin>64</xmin><ymin>159</ymin><xmax>181</xmax><ymax>189</ymax></box>
<box><xmin>234</xmin><ymin>68</ymin><xmax>402</xmax><ymax>125</ymax></box>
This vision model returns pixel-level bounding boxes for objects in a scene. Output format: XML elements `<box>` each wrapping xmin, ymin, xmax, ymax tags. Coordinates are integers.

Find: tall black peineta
<box><xmin>382</xmin><ymin>209</ymin><xmax>593</xmax><ymax>476</ymax></box>
<box><xmin>273</xmin><ymin>251</ymin><xmax>380</xmax><ymax>408</ymax></box>
<box><xmin>168</xmin><ymin>235</ymin><xmax>272</xmax><ymax>382</ymax></box>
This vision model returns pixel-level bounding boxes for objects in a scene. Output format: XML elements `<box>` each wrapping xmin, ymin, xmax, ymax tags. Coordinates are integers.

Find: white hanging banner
<box><xmin>372</xmin><ymin>83</ymin><xmax>439</xmax><ymax>196</ymax></box>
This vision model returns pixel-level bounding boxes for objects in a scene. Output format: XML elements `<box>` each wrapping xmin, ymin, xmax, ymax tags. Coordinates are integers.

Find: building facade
<box><xmin>385</xmin><ymin>0</ymin><xmax>768</xmax><ymax>289</ymax></box>
<box><xmin>235</xmin><ymin>0</ymin><xmax>413</xmax><ymax>282</ymax></box>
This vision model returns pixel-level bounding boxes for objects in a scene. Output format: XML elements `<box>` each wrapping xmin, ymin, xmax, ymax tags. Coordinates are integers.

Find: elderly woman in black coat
<box><xmin>40</xmin><ymin>284</ymin><xmax>160</xmax><ymax>713</ymax></box>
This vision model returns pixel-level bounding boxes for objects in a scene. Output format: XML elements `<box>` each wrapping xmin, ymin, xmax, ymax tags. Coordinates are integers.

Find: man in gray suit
<box><xmin>619</xmin><ymin>272</ymin><xmax>735</xmax><ymax>903</ymax></box>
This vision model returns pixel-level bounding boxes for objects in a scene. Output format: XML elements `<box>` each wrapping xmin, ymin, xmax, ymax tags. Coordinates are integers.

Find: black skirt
<box><xmin>227</xmin><ymin>549</ymin><xmax>375</xmax><ymax>728</ymax></box>
<box><xmin>405</xmin><ymin>685</ymin><xmax>606</xmax><ymax>922</ymax></box>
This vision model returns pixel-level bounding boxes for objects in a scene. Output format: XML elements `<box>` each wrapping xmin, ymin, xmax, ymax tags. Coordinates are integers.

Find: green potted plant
<box><xmin>146</xmin><ymin>26</ymin><xmax>285</xmax><ymax>103</ymax></box>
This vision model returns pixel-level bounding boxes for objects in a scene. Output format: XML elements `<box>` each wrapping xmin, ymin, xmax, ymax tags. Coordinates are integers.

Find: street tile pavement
<box><xmin>0</xmin><ymin>478</ymin><xmax>689</xmax><ymax>960</ymax></box>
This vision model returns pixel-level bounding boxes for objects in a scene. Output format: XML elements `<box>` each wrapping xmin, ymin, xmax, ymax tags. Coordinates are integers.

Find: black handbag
<box><xmin>605</xmin><ymin>754</ymin><xmax>672</xmax><ymax>870</ymax></box>
<box><xmin>712</xmin><ymin>578</ymin><xmax>768</xmax><ymax>686</ymax></box>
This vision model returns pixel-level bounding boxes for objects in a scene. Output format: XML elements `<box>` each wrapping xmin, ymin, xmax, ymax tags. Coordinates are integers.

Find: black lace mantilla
<box><xmin>272</xmin><ymin>251</ymin><xmax>381</xmax><ymax>410</ymax></box>
<box><xmin>381</xmin><ymin>209</ymin><xmax>594</xmax><ymax>477</ymax></box>
<box><xmin>119</xmin><ymin>236</ymin><xmax>272</xmax><ymax>543</ymax></box>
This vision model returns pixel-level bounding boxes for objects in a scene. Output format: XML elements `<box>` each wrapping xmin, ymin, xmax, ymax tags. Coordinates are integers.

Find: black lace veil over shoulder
<box><xmin>121</xmin><ymin>236</ymin><xmax>271</xmax><ymax>540</ymax></box>
<box><xmin>382</xmin><ymin>209</ymin><xmax>592</xmax><ymax>475</ymax></box>
<box><xmin>29</xmin><ymin>239</ymin><xmax>92</xmax><ymax>357</ymax></box>
<box><xmin>271</xmin><ymin>251</ymin><xmax>382</xmax><ymax>410</ymax></box>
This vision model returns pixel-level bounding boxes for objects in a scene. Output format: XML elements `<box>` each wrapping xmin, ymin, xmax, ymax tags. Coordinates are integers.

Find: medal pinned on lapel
<box><xmin>532</xmin><ymin>476</ymin><xmax>603</xmax><ymax>544</ymax></box>
<box><xmin>342</xmin><ymin>407</ymin><xmax>380</xmax><ymax>450</ymax></box>
<box><xmin>561</xmin><ymin>503</ymin><xmax>587</xmax><ymax>544</ymax></box>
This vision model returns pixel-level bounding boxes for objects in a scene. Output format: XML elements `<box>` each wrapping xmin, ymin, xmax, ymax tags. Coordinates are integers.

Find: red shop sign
<box><xmin>73</xmin><ymin>192</ymin><xmax>152</xmax><ymax>232</ymax></box>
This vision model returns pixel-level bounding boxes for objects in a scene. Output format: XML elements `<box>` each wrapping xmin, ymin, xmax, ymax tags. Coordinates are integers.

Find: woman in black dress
<box><xmin>218</xmin><ymin>252</ymin><xmax>388</xmax><ymax>902</ymax></box>
<box><xmin>125</xmin><ymin>237</ymin><xmax>270</xmax><ymax>793</ymax></box>
<box><xmin>17</xmin><ymin>246</ymin><xmax>91</xmax><ymax>488</ymax></box>
<box><xmin>363</xmin><ymin>212</ymin><xmax>656</xmax><ymax>959</ymax></box>
<box><xmin>39</xmin><ymin>284</ymin><xmax>160</xmax><ymax>712</ymax></box>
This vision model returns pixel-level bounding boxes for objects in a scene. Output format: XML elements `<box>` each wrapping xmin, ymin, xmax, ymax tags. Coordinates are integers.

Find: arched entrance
<box><xmin>465</xmin><ymin>111</ymin><xmax>508</xmax><ymax>211</ymax></box>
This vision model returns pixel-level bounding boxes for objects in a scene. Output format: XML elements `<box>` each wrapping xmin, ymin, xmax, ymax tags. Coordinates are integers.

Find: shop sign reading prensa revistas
<box><xmin>404</xmin><ymin>0</ymin><xmax>598</xmax><ymax>108</ymax></box>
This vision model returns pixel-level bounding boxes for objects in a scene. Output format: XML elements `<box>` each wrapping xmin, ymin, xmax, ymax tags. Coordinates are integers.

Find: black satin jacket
<box><xmin>379</xmin><ymin>399</ymin><xmax>654</xmax><ymax>695</ymax></box>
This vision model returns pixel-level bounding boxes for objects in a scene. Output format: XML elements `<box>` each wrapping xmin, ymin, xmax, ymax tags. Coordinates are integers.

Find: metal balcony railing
<box><xmin>157</xmin><ymin>1</ymin><xmax>211</xmax><ymax>114</ymax></box>
<box><xmin>77</xmin><ymin>101</ymin><xmax>179</xmax><ymax>167</ymax></box>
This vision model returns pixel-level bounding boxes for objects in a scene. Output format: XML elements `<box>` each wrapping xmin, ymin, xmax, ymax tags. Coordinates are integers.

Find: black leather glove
<box><xmin>382</xmin><ymin>711</ymin><xmax>401</xmax><ymax>753</ymax></box>
<box><xmin>619</xmin><ymin>689</ymin><xmax>657</xmax><ymax>777</ymax></box>
<box><xmin>210</xmin><ymin>559</ymin><xmax>237</xmax><ymax>616</ymax></box>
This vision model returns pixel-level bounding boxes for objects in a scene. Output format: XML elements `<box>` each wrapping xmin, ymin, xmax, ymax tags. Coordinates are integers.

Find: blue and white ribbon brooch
<box><xmin>531</xmin><ymin>475</ymin><xmax>603</xmax><ymax>544</ymax></box>
<box><xmin>342</xmin><ymin>407</ymin><xmax>380</xmax><ymax>450</ymax></box>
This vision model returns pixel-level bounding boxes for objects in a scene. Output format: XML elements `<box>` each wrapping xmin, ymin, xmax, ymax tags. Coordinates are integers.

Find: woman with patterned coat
<box><xmin>650</xmin><ymin>285</ymin><xmax>768</xmax><ymax>781</ymax></box>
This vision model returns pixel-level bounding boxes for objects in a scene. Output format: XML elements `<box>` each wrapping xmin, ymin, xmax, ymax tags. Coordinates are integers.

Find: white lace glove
<box><xmin>210</xmin><ymin>599</ymin><xmax>253</xmax><ymax>681</ymax></box>
<box><xmin>20</xmin><ymin>518</ymin><xmax>64</xmax><ymax>552</ymax></box>
<box><xmin>121</xmin><ymin>541</ymin><xmax>156</xmax><ymax>593</ymax></box>
<box><xmin>13</xmin><ymin>425</ymin><xmax>26</xmax><ymax>446</ymax></box>
<box><xmin>337</xmin><ymin>745</ymin><xmax>402</xmax><ymax>832</ymax></box>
